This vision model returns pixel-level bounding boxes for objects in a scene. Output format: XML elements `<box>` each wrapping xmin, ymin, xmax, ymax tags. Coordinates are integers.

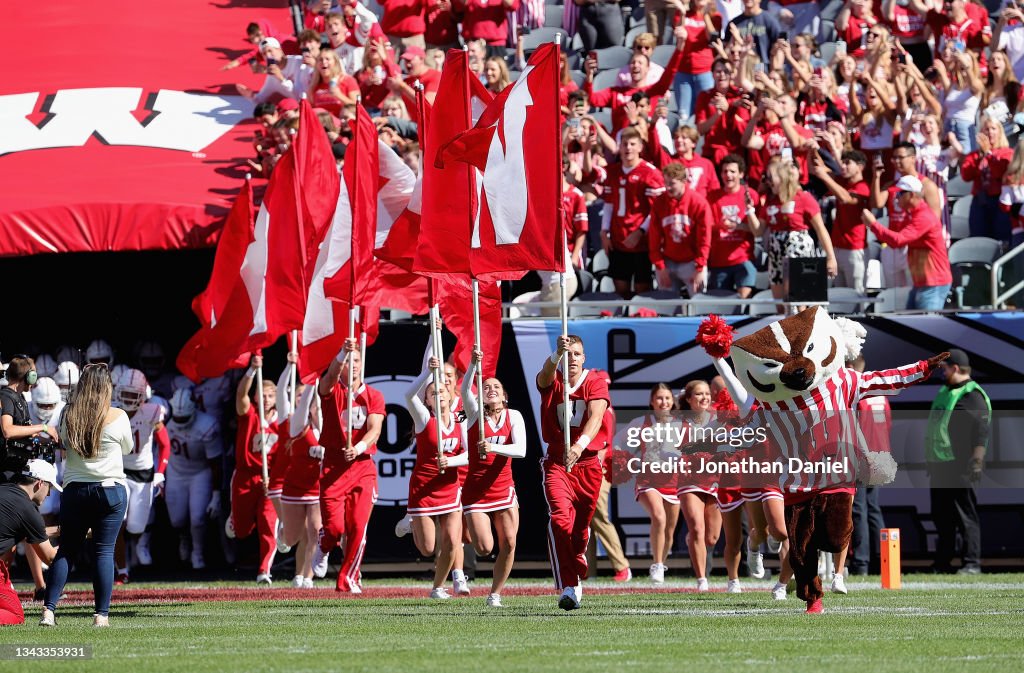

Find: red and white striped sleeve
<box><xmin>856</xmin><ymin>361</ymin><xmax>931</xmax><ymax>398</ymax></box>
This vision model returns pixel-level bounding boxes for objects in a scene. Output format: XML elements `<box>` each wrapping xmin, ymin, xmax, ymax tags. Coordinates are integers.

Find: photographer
<box><xmin>1</xmin><ymin>460</ymin><xmax>60</xmax><ymax>626</ymax></box>
<box><xmin>1</xmin><ymin>356</ymin><xmax>57</xmax><ymax>450</ymax></box>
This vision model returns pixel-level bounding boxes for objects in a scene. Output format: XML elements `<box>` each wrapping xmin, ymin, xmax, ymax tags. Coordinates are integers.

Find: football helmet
<box><xmin>170</xmin><ymin>387</ymin><xmax>197</xmax><ymax>426</ymax></box>
<box><xmin>55</xmin><ymin>345</ymin><xmax>80</xmax><ymax>366</ymax></box>
<box><xmin>53</xmin><ymin>361</ymin><xmax>80</xmax><ymax>402</ymax></box>
<box><xmin>34</xmin><ymin>354</ymin><xmax>58</xmax><ymax>378</ymax></box>
<box><xmin>114</xmin><ymin>368</ymin><xmax>149</xmax><ymax>412</ymax></box>
<box><xmin>86</xmin><ymin>339</ymin><xmax>114</xmax><ymax>365</ymax></box>
<box><xmin>30</xmin><ymin>377</ymin><xmax>61</xmax><ymax>423</ymax></box>
<box><xmin>135</xmin><ymin>341</ymin><xmax>166</xmax><ymax>379</ymax></box>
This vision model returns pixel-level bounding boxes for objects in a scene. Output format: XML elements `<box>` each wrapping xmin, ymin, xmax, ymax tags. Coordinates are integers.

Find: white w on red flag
<box><xmin>439</xmin><ymin>42</ymin><xmax>563</xmax><ymax>280</ymax></box>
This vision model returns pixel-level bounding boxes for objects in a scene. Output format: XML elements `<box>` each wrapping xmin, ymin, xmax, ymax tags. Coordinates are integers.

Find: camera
<box><xmin>1</xmin><ymin>435</ymin><xmax>57</xmax><ymax>477</ymax></box>
<box><xmin>266</xmin><ymin>57</ymin><xmax>279</xmax><ymax>67</ymax></box>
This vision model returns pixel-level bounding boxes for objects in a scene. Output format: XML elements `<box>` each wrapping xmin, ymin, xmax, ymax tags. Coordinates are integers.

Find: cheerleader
<box><xmin>710</xmin><ymin>377</ymin><xmax>746</xmax><ymax>594</ymax></box>
<box><xmin>460</xmin><ymin>349</ymin><xmax>526</xmax><ymax>607</ymax></box>
<box><xmin>267</xmin><ymin>355</ymin><xmax>299</xmax><ymax>555</ymax></box>
<box><xmin>677</xmin><ymin>380</ymin><xmax>721</xmax><ymax>592</ymax></box>
<box><xmin>279</xmin><ymin>381</ymin><xmax>324</xmax><ymax>588</ymax></box>
<box><xmin>615</xmin><ymin>384</ymin><xmax>681</xmax><ymax>585</ymax></box>
<box><xmin>405</xmin><ymin>342</ymin><xmax>469</xmax><ymax>599</ymax></box>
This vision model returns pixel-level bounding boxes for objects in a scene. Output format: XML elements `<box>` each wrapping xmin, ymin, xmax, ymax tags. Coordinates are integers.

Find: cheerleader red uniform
<box><xmin>318</xmin><ymin>381</ymin><xmax>385</xmax><ymax>592</ymax></box>
<box><xmin>230</xmin><ymin>406</ymin><xmax>280</xmax><ymax>575</ymax></box>
<box><xmin>281</xmin><ymin>427</ymin><xmax>322</xmax><ymax>504</ymax></box>
<box><xmin>266</xmin><ymin>441</ymin><xmax>291</xmax><ymax>499</ymax></box>
<box><xmin>676</xmin><ymin>415</ymin><xmax>718</xmax><ymax>498</ymax></box>
<box><xmin>627</xmin><ymin>414</ymin><xmax>680</xmax><ymax>505</ymax></box>
<box><xmin>407</xmin><ymin>415</ymin><xmax>467</xmax><ymax>516</ymax></box>
<box><xmin>463</xmin><ymin>408</ymin><xmax>525</xmax><ymax>513</ymax></box>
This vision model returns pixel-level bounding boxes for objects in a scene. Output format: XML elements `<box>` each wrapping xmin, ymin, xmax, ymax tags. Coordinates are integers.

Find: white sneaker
<box><xmin>39</xmin><ymin>609</ymin><xmax>55</xmax><ymax>627</ymax></box>
<box><xmin>696</xmin><ymin>577</ymin><xmax>709</xmax><ymax>592</ymax></box>
<box><xmin>292</xmin><ymin>575</ymin><xmax>305</xmax><ymax>588</ymax></box>
<box><xmin>766</xmin><ymin>535</ymin><xmax>783</xmax><ymax>554</ymax></box>
<box><xmin>558</xmin><ymin>586</ymin><xmax>581</xmax><ymax>610</ymax></box>
<box><xmin>649</xmin><ymin>563</ymin><xmax>665</xmax><ymax>584</ymax></box>
<box><xmin>486</xmin><ymin>593</ymin><xmax>502</xmax><ymax>607</ymax></box>
<box><xmin>191</xmin><ymin>550</ymin><xmax>205</xmax><ymax>570</ymax></box>
<box><xmin>135</xmin><ymin>541</ymin><xmax>152</xmax><ymax>566</ymax></box>
<box><xmin>275</xmin><ymin>520</ymin><xmax>292</xmax><ymax>554</ymax></box>
<box><xmin>256</xmin><ymin>573</ymin><xmax>273</xmax><ymax>585</ymax></box>
<box><xmin>727</xmin><ymin>579</ymin><xmax>743</xmax><ymax>594</ymax></box>
<box><xmin>771</xmin><ymin>581</ymin><xmax>788</xmax><ymax>600</ymax></box>
<box><xmin>302</xmin><ymin>577</ymin><xmax>314</xmax><ymax>589</ymax></box>
<box><xmin>224</xmin><ymin>516</ymin><xmax>236</xmax><ymax>539</ymax></box>
<box><xmin>178</xmin><ymin>537</ymin><xmax>190</xmax><ymax>562</ymax></box>
<box><xmin>429</xmin><ymin>587</ymin><xmax>451</xmax><ymax>599</ymax></box>
<box><xmin>452</xmin><ymin>569</ymin><xmax>470</xmax><ymax>596</ymax></box>
<box><xmin>311</xmin><ymin>529</ymin><xmax>330</xmax><ymax>579</ymax></box>
<box><xmin>747</xmin><ymin>539</ymin><xmax>765</xmax><ymax>579</ymax></box>
<box><xmin>348</xmin><ymin>582</ymin><xmax>362</xmax><ymax>594</ymax></box>
<box><xmin>394</xmin><ymin>514</ymin><xmax>413</xmax><ymax>538</ymax></box>
<box><xmin>831</xmin><ymin>574</ymin><xmax>848</xmax><ymax>595</ymax></box>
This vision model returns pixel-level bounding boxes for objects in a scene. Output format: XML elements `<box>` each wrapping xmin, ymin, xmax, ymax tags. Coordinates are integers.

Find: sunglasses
<box><xmin>83</xmin><ymin>362</ymin><xmax>109</xmax><ymax>371</ymax></box>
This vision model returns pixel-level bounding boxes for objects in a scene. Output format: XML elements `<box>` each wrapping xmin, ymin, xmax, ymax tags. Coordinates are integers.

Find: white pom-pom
<box><xmin>862</xmin><ymin>451</ymin><xmax>898</xmax><ymax>486</ymax></box>
<box><xmin>835</xmin><ymin>317</ymin><xmax>867</xmax><ymax>362</ymax></box>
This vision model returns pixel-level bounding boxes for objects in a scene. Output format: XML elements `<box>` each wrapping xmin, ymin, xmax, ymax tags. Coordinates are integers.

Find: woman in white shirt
<box><xmin>41</xmin><ymin>364</ymin><xmax>133</xmax><ymax>628</ymax></box>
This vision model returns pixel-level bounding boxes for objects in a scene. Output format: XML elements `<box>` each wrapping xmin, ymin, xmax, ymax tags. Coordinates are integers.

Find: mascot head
<box><xmin>730</xmin><ymin>307</ymin><xmax>846</xmax><ymax>403</ymax></box>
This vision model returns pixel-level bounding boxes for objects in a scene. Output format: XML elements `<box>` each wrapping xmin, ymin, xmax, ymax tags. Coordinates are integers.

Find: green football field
<box><xmin>2</xmin><ymin>575</ymin><xmax>1023</xmax><ymax>673</ymax></box>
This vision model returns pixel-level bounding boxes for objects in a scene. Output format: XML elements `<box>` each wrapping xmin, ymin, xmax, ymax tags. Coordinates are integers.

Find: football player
<box><xmin>53</xmin><ymin>361</ymin><xmax>80</xmax><ymax>403</ymax></box>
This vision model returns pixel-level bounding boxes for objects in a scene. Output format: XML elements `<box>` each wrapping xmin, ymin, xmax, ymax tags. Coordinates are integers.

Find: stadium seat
<box><xmin>754</xmin><ymin>270</ymin><xmax>770</xmax><ymax>290</ymax></box>
<box><xmin>592</xmin><ymin>67</ymin><xmax>623</xmax><ymax>91</ymax></box>
<box><xmin>624</xmin><ymin>24</ymin><xmax>646</xmax><ymax>49</ymax></box>
<box><xmin>569</xmin><ymin>291</ymin><xmax>622</xmax><ymax>317</ymax></box>
<box><xmin>509</xmin><ymin>69</ymin><xmax>521</xmax><ymax>82</ymax></box>
<box><xmin>686</xmin><ymin>290</ymin><xmax>742</xmax><ymax>316</ymax></box>
<box><xmin>948</xmin><ymin>237</ymin><xmax>1003</xmax><ymax>308</ymax></box>
<box><xmin>589</xmin><ymin>248</ymin><xmax>610</xmax><ymax>276</ymax></box>
<box><xmin>511</xmin><ymin>290</ymin><xmax>542</xmax><ymax>319</ymax></box>
<box><xmin>950</xmin><ymin>195</ymin><xmax>973</xmax><ymax>241</ymax></box>
<box><xmin>577</xmin><ymin>268</ymin><xmax>595</xmax><ymax>294</ymax></box>
<box><xmin>544</xmin><ymin>4</ymin><xmax>564</xmax><ymax>28</ymax></box>
<box><xmin>827</xmin><ymin>287</ymin><xmax>867</xmax><ymax>314</ymax></box>
<box><xmin>570</xmin><ymin>69</ymin><xmax>586</xmax><ymax>87</ymax></box>
<box><xmin>593</xmin><ymin>46</ymin><xmax>632</xmax><ymax>71</ymax></box>
<box><xmin>628</xmin><ymin>289</ymin><xmax>680</xmax><ymax>316</ymax></box>
<box><xmin>522</xmin><ymin>27</ymin><xmax>563</xmax><ymax>53</ymax></box>
<box><xmin>598</xmin><ymin>275</ymin><xmax>617</xmax><ymax>293</ymax></box>
<box><xmin>819</xmin><ymin>41</ymin><xmax>836</xmax><ymax>65</ymax></box>
<box><xmin>590</xmin><ymin>108</ymin><xmax>613</xmax><ymax>131</ymax></box>
<box><xmin>748</xmin><ymin>288</ymin><xmax>779</xmax><ymax>316</ymax></box>
<box><xmin>387</xmin><ymin>308</ymin><xmax>414</xmax><ymax>320</ymax></box>
<box><xmin>946</xmin><ymin>174</ymin><xmax>971</xmax><ymax>199</ymax></box>
<box><xmin>871</xmin><ymin>286</ymin><xmax>912</xmax><ymax>313</ymax></box>
<box><xmin>651</xmin><ymin>45</ymin><xmax>676</xmax><ymax>68</ymax></box>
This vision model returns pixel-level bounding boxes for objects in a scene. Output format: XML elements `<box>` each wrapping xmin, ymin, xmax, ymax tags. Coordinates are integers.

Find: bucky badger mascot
<box><xmin>696</xmin><ymin>307</ymin><xmax>947</xmax><ymax>613</ymax></box>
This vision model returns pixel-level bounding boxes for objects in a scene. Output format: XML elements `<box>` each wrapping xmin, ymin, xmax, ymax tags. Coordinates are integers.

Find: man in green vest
<box><xmin>925</xmin><ymin>349</ymin><xmax>991</xmax><ymax>575</ymax></box>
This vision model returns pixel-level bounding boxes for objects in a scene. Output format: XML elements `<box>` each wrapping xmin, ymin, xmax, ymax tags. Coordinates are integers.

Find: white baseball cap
<box><xmin>23</xmin><ymin>459</ymin><xmax>62</xmax><ymax>492</ymax></box>
<box><xmin>894</xmin><ymin>175</ymin><xmax>924</xmax><ymax>194</ymax></box>
<box><xmin>259</xmin><ymin>37</ymin><xmax>282</xmax><ymax>53</ymax></box>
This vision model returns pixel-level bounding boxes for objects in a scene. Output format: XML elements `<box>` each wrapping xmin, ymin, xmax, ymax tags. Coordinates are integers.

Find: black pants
<box><xmin>786</xmin><ymin>492</ymin><xmax>854</xmax><ymax>604</ymax></box>
<box><xmin>850</xmin><ymin>486</ymin><xmax>884</xmax><ymax>573</ymax></box>
<box><xmin>930</xmin><ymin>464</ymin><xmax>981</xmax><ymax>567</ymax></box>
<box><xmin>578</xmin><ymin>3</ymin><xmax>624</xmax><ymax>52</ymax></box>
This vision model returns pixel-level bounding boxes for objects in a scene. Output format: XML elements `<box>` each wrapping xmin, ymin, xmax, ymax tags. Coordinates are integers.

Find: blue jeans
<box><xmin>45</xmin><ymin>481</ymin><xmax>128</xmax><ymax>616</ymax></box>
<box><xmin>672</xmin><ymin>70</ymin><xmax>714</xmax><ymax>120</ymax></box>
<box><xmin>969</xmin><ymin>191</ymin><xmax>1012</xmax><ymax>243</ymax></box>
<box><xmin>946</xmin><ymin>118</ymin><xmax>976</xmax><ymax>155</ymax></box>
<box><xmin>908</xmin><ymin>284</ymin><xmax>951</xmax><ymax>311</ymax></box>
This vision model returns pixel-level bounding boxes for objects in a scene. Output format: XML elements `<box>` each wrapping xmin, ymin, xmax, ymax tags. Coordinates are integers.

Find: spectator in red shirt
<box><xmin>835</xmin><ymin>0</ymin><xmax>878</xmax><ymax>59</ymax></box>
<box><xmin>355</xmin><ymin>40</ymin><xmax>404</xmax><ymax>112</ymax></box>
<box><xmin>863</xmin><ymin>175</ymin><xmax>952</xmax><ymax>310</ymax></box>
<box><xmin>646</xmin><ymin>125</ymin><xmax>721</xmax><ymax>198</ymax></box>
<box><xmin>309</xmin><ymin>50</ymin><xmax>361</xmax><ymax>116</ymax></box>
<box><xmin>694</xmin><ymin>58</ymin><xmax>752</xmax><ymax>164</ymax></box>
<box><xmin>672</xmin><ymin>0</ymin><xmax>723</xmax><ymax>119</ymax></box>
<box><xmin>742</xmin><ymin>94</ymin><xmax>815</xmax><ymax>185</ymax></box>
<box><xmin>222</xmin><ymin>19</ymin><xmax>289</xmax><ymax>72</ymax></box>
<box><xmin>558</xmin><ymin>51</ymin><xmax>580</xmax><ymax>113</ymax></box>
<box><xmin>706</xmin><ymin>154</ymin><xmax>759</xmax><ymax>298</ymax></box>
<box><xmin>917</xmin><ymin>0</ymin><xmax>991</xmax><ymax>75</ymax></box>
<box><xmin>424</xmin><ymin>0</ymin><xmax>460</xmax><ymax>50</ymax></box>
<box><xmin>584</xmin><ymin>37</ymin><xmax>685</xmax><ymax>132</ymax></box>
<box><xmin>748</xmin><ymin>156</ymin><xmax>838</xmax><ymax>309</ymax></box>
<box><xmin>648</xmin><ymin>163</ymin><xmax>714</xmax><ymax>296</ymax></box>
<box><xmin>388</xmin><ymin>45</ymin><xmax>442</xmax><ymax>109</ymax></box>
<box><xmin>453</xmin><ymin>0</ymin><xmax>519</xmax><ymax>47</ymax></box>
<box><xmin>960</xmin><ymin>117</ymin><xmax>1014</xmax><ymax>243</ymax></box>
<box><xmin>592</xmin><ymin>127</ymin><xmax>666</xmax><ymax>298</ymax></box>
<box><xmin>812</xmin><ymin>149</ymin><xmax>871</xmax><ymax>294</ymax></box>
<box><xmin>380</xmin><ymin>0</ymin><xmax>427</xmax><ymax>52</ymax></box>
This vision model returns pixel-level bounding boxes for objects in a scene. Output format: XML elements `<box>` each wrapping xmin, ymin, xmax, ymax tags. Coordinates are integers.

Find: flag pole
<box><xmin>554</xmin><ymin>32</ymin><xmax>571</xmax><ymax>471</ymax></box>
<box><xmin>255</xmin><ymin>360</ymin><xmax>270</xmax><ymax>490</ymax></box>
<box><xmin>346</xmin><ymin>305</ymin><xmax>358</xmax><ymax>458</ymax></box>
<box><xmin>290</xmin><ymin>330</ymin><xmax>298</xmax><ymax>408</ymax></box>
<box><xmin>427</xmin><ymin>280</ymin><xmax>445</xmax><ymax>474</ymax></box>
<box><xmin>472</xmin><ymin>280</ymin><xmax>486</xmax><ymax>459</ymax></box>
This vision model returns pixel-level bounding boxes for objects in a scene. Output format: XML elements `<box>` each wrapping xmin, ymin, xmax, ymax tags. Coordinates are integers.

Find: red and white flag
<box><xmin>301</xmin><ymin>107</ymin><xmax>418</xmax><ymax>380</ymax></box>
<box><xmin>439</xmin><ymin>42</ymin><xmax>563</xmax><ymax>279</ymax></box>
<box><xmin>191</xmin><ymin>177</ymin><xmax>254</xmax><ymax>329</ymax></box>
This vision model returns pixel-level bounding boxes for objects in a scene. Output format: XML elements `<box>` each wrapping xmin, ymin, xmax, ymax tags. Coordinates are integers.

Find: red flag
<box><xmin>412</xmin><ymin>50</ymin><xmax>493</xmax><ymax>278</ymax></box>
<box><xmin>438</xmin><ymin>279</ymin><xmax>502</xmax><ymax>378</ymax></box>
<box><xmin>191</xmin><ymin>178</ymin><xmax>254</xmax><ymax>328</ymax></box>
<box><xmin>439</xmin><ymin>42</ymin><xmax>563</xmax><ymax>279</ymax></box>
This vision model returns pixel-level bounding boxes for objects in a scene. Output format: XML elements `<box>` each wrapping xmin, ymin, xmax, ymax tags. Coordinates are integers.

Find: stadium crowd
<box><xmin>231</xmin><ymin>0</ymin><xmax>1020</xmax><ymax>314</ymax></box>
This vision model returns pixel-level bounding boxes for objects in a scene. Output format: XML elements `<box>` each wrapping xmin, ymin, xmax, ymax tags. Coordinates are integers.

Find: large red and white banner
<box><xmin>0</xmin><ymin>0</ymin><xmax>284</xmax><ymax>256</ymax></box>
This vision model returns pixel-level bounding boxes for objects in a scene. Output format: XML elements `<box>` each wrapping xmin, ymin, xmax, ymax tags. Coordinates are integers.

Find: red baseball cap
<box><xmin>401</xmin><ymin>46</ymin><xmax>426</xmax><ymax>61</ymax></box>
<box><xmin>276</xmin><ymin>98</ymin><xmax>299</xmax><ymax>113</ymax></box>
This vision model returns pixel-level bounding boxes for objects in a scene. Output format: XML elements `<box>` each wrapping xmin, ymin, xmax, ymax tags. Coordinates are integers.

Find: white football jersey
<box><xmin>193</xmin><ymin>376</ymin><xmax>233</xmax><ymax>420</ymax></box>
<box><xmin>166</xmin><ymin>411</ymin><xmax>222</xmax><ymax>477</ymax></box>
<box><xmin>122</xmin><ymin>402</ymin><xmax>165</xmax><ymax>471</ymax></box>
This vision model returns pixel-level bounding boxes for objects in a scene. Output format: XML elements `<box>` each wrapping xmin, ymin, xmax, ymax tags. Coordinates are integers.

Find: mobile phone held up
<box><xmin>588</xmin><ymin>50</ymin><xmax>598</xmax><ymax>68</ymax></box>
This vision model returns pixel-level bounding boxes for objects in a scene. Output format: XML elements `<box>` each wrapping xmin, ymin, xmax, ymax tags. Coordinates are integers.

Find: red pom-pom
<box><xmin>695</xmin><ymin>314</ymin><xmax>735</xmax><ymax>360</ymax></box>
<box><xmin>712</xmin><ymin>388</ymin><xmax>738</xmax><ymax>413</ymax></box>
<box><xmin>605</xmin><ymin>449</ymin><xmax>635</xmax><ymax>486</ymax></box>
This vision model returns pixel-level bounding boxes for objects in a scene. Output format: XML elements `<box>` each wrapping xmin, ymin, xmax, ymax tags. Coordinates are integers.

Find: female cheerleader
<box><xmin>267</xmin><ymin>355</ymin><xmax>298</xmax><ymax>556</ymax></box>
<box><xmin>280</xmin><ymin>380</ymin><xmax>324</xmax><ymax>588</ymax></box>
<box><xmin>404</xmin><ymin>341</ymin><xmax>469</xmax><ymax>599</ymax></box>
<box><xmin>460</xmin><ymin>350</ymin><xmax>525</xmax><ymax>607</ymax></box>
<box><xmin>677</xmin><ymin>380</ymin><xmax>721</xmax><ymax>591</ymax></box>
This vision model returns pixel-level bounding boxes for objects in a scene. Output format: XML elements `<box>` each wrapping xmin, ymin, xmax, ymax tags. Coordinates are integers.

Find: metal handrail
<box><xmin>991</xmin><ymin>242</ymin><xmax>1024</xmax><ymax>309</ymax></box>
<box><xmin>504</xmin><ymin>296</ymin><xmax>881</xmax><ymax>318</ymax></box>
